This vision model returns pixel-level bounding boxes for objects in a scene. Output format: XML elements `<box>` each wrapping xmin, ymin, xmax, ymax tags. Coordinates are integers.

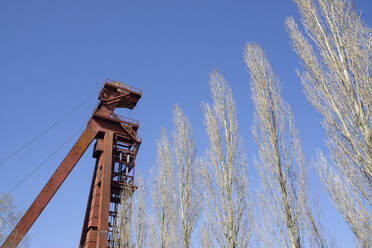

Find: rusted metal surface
<box><xmin>104</xmin><ymin>79</ymin><xmax>142</xmax><ymax>95</ymax></box>
<box><xmin>81</xmin><ymin>81</ymin><xmax>141</xmax><ymax>247</ymax></box>
<box><xmin>1</xmin><ymin>80</ymin><xmax>142</xmax><ymax>248</ymax></box>
<box><xmin>93</xmin><ymin>80</ymin><xmax>141</xmax><ymax>120</ymax></box>
<box><xmin>96</xmin><ymin>132</ymin><xmax>113</xmax><ymax>247</ymax></box>
<box><xmin>1</xmin><ymin>123</ymin><xmax>98</xmax><ymax>248</ymax></box>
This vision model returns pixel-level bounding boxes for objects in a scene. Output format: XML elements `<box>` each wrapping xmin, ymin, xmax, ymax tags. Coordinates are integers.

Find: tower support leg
<box><xmin>96</xmin><ymin>132</ymin><xmax>114</xmax><ymax>247</ymax></box>
<box><xmin>1</xmin><ymin>125</ymin><xmax>98</xmax><ymax>248</ymax></box>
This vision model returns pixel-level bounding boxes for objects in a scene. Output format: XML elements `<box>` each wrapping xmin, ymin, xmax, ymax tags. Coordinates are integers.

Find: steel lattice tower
<box><xmin>79</xmin><ymin>80</ymin><xmax>142</xmax><ymax>248</ymax></box>
<box><xmin>1</xmin><ymin>80</ymin><xmax>142</xmax><ymax>248</ymax></box>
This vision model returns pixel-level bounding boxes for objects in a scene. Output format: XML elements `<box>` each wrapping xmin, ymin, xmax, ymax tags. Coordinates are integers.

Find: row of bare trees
<box><xmin>0</xmin><ymin>1</ymin><xmax>368</xmax><ymax>247</ymax></box>
<box><xmin>118</xmin><ymin>0</ymin><xmax>371</xmax><ymax>247</ymax></box>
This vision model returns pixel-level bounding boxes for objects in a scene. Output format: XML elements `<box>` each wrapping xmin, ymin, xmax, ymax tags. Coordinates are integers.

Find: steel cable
<box><xmin>7</xmin><ymin>124</ymin><xmax>85</xmax><ymax>194</ymax></box>
<box><xmin>0</xmin><ymin>92</ymin><xmax>96</xmax><ymax>169</ymax></box>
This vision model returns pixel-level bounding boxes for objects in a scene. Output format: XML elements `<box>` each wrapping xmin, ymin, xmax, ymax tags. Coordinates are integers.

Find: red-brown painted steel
<box><xmin>1</xmin><ymin>123</ymin><xmax>98</xmax><ymax>248</ymax></box>
<box><xmin>79</xmin><ymin>157</ymin><xmax>99</xmax><ymax>247</ymax></box>
<box><xmin>0</xmin><ymin>80</ymin><xmax>141</xmax><ymax>248</ymax></box>
<box><xmin>96</xmin><ymin>132</ymin><xmax>113</xmax><ymax>247</ymax></box>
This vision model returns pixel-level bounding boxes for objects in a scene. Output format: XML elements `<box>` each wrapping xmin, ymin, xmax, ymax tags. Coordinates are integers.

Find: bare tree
<box><xmin>199</xmin><ymin>225</ymin><xmax>213</xmax><ymax>248</ymax></box>
<box><xmin>118</xmin><ymin>186</ymin><xmax>134</xmax><ymax>248</ymax></box>
<box><xmin>172</xmin><ymin>105</ymin><xmax>201</xmax><ymax>248</ymax></box>
<box><xmin>116</xmin><ymin>169</ymin><xmax>147</xmax><ymax>247</ymax></box>
<box><xmin>146</xmin><ymin>216</ymin><xmax>159</xmax><ymax>248</ymax></box>
<box><xmin>0</xmin><ymin>193</ymin><xmax>29</xmax><ymax>248</ymax></box>
<box><xmin>286</xmin><ymin>0</ymin><xmax>371</xmax><ymax>246</ymax></box>
<box><xmin>200</xmin><ymin>71</ymin><xmax>253</xmax><ymax>248</ymax></box>
<box><xmin>150</xmin><ymin>128</ymin><xmax>178</xmax><ymax>248</ymax></box>
<box><xmin>244</xmin><ymin>43</ymin><xmax>328</xmax><ymax>248</ymax></box>
<box><xmin>132</xmin><ymin>174</ymin><xmax>147</xmax><ymax>248</ymax></box>
<box><xmin>0</xmin><ymin>193</ymin><xmax>19</xmax><ymax>245</ymax></box>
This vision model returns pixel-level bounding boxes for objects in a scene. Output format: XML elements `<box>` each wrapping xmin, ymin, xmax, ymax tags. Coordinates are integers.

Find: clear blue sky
<box><xmin>1</xmin><ymin>0</ymin><xmax>371</xmax><ymax>247</ymax></box>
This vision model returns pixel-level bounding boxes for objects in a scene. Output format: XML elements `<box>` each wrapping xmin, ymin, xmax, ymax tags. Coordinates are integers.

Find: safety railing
<box><xmin>105</xmin><ymin>79</ymin><xmax>142</xmax><ymax>94</ymax></box>
<box><xmin>111</xmin><ymin>113</ymin><xmax>139</xmax><ymax>126</ymax></box>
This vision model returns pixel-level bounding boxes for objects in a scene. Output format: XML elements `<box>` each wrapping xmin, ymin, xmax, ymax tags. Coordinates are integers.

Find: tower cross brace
<box><xmin>1</xmin><ymin>80</ymin><xmax>142</xmax><ymax>248</ymax></box>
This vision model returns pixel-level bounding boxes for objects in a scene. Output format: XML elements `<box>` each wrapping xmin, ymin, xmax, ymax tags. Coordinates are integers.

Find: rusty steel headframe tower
<box><xmin>1</xmin><ymin>80</ymin><xmax>142</xmax><ymax>248</ymax></box>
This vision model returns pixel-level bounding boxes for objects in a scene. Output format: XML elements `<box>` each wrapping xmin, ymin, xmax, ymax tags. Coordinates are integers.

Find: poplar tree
<box><xmin>286</xmin><ymin>0</ymin><xmax>371</xmax><ymax>246</ymax></box>
<box><xmin>200</xmin><ymin>71</ymin><xmax>253</xmax><ymax>248</ymax></box>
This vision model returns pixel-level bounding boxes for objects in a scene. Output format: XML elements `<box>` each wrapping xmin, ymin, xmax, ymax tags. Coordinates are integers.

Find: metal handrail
<box><xmin>105</xmin><ymin>79</ymin><xmax>142</xmax><ymax>94</ymax></box>
<box><xmin>111</xmin><ymin>113</ymin><xmax>139</xmax><ymax>126</ymax></box>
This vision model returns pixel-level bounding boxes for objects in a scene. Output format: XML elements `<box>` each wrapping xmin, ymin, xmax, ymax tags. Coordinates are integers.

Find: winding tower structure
<box><xmin>1</xmin><ymin>80</ymin><xmax>142</xmax><ymax>248</ymax></box>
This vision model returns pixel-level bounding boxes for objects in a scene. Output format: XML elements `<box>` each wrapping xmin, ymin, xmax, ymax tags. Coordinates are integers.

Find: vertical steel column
<box><xmin>96</xmin><ymin>132</ymin><xmax>114</xmax><ymax>247</ymax></box>
<box><xmin>79</xmin><ymin>159</ymin><xmax>99</xmax><ymax>248</ymax></box>
<box><xmin>1</xmin><ymin>80</ymin><xmax>142</xmax><ymax>248</ymax></box>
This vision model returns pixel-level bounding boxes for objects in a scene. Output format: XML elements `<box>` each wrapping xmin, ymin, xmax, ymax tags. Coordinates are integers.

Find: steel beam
<box><xmin>96</xmin><ymin>132</ymin><xmax>113</xmax><ymax>247</ymax></box>
<box><xmin>1</xmin><ymin>80</ymin><xmax>142</xmax><ymax>248</ymax></box>
<box><xmin>1</xmin><ymin>124</ymin><xmax>98</xmax><ymax>248</ymax></box>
